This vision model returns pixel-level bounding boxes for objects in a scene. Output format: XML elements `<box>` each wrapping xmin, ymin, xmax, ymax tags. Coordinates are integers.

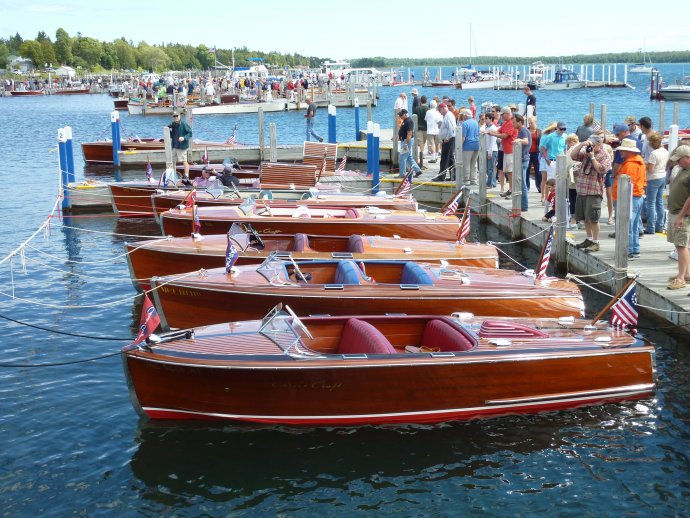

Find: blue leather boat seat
<box><xmin>421</xmin><ymin>319</ymin><xmax>475</xmax><ymax>352</ymax></box>
<box><xmin>401</xmin><ymin>262</ymin><xmax>434</xmax><ymax>285</ymax></box>
<box><xmin>337</xmin><ymin>318</ymin><xmax>397</xmax><ymax>355</ymax></box>
<box><xmin>334</xmin><ymin>261</ymin><xmax>363</xmax><ymax>285</ymax></box>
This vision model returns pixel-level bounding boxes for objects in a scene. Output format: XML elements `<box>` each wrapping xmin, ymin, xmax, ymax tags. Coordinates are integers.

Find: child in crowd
<box><xmin>542</xmin><ymin>178</ymin><xmax>556</xmax><ymax>222</ymax></box>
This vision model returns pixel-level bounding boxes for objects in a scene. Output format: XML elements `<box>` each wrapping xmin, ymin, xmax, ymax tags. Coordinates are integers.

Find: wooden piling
<box><xmin>454</xmin><ymin>124</ymin><xmax>463</xmax><ymax>190</ymax></box>
<box><xmin>478</xmin><ymin>132</ymin><xmax>487</xmax><ymax>221</ymax></box>
<box><xmin>392</xmin><ymin>108</ymin><xmax>399</xmax><ymax>166</ymax></box>
<box><xmin>673</xmin><ymin>102</ymin><xmax>679</xmax><ymax>126</ymax></box>
<box><xmin>269</xmin><ymin>123</ymin><xmax>277</xmax><ymax>162</ymax></box>
<box><xmin>614</xmin><ymin>174</ymin><xmax>632</xmax><ymax>290</ymax></box>
<box><xmin>555</xmin><ymin>155</ymin><xmax>568</xmax><ymax>272</ymax></box>
<box><xmin>511</xmin><ymin>142</ymin><xmax>523</xmax><ymax>239</ymax></box>
<box><xmin>659</xmin><ymin>100</ymin><xmax>666</xmax><ymax>135</ymax></box>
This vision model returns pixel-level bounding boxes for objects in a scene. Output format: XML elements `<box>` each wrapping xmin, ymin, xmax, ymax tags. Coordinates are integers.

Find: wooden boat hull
<box><xmin>82</xmin><ymin>140</ymin><xmax>238</xmax><ymax>164</ymax></box>
<box><xmin>54</xmin><ymin>88</ymin><xmax>91</xmax><ymax>95</ymax></box>
<box><xmin>159</xmin><ymin>207</ymin><xmax>460</xmax><ymax>240</ymax></box>
<box><xmin>122</xmin><ymin>314</ymin><xmax>655</xmax><ymax>425</ymax></box>
<box><xmin>151</xmin><ymin>191</ymin><xmax>417</xmax><ymax>217</ymax></box>
<box><xmin>125</xmin><ymin>234</ymin><xmax>499</xmax><ymax>291</ymax></box>
<box><xmin>9</xmin><ymin>90</ymin><xmax>45</xmax><ymax>96</ymax></box>
<box><xmin>150</xmin><ymin>261</ymin><xmax>584</xmax><ymax>329</ymax></box>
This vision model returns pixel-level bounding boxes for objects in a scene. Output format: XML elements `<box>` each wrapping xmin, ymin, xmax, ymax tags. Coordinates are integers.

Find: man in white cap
<box><xmin>666</xmin><ymin>145</ymin><xmax>690</xmax><ymax>290</ymax></box>
<box><xmin>411</xmin><ymin>88</ymin><xmax>420</xmax><ymax>112</ymax></box>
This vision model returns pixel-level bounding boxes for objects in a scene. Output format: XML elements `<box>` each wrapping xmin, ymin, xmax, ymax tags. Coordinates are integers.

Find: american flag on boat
<box><xmin>320</xmin><ymin>155</ymin><xmax>327</xmax><ymax>178</ymax></box>
<box><xmin>180</xmin><ymin>188</ymin><xmax>197</xmax><ymax>209</ymax></box>
<box><xmin>225</xmin><ymin>237</ymin><xmax>239</xmax><ymax>273</ymax></box>
<box><xmin>536</xmin><ymin>226</ymin><xmax>554</xmax><ymax>280</ymax></box>
<box><xmin>226</xmin><ymin>127</ymin><xmax>237</xmax><ymax>145</ymax></box>
<box><xmin>337</xmin><ymin>155</ymin><xmax>347</xmax><ymax>173</ymax></box>
<box><xmin>443</xmin><ymin>193</ymin><xmax>462</xmax><ymax>216</ymax></box>
<box><xmin>395</xmin><ymin>171</ymin><xmax>412</xmax><ymax>198</ymax></box>
<box><xmin>593</xmin><ymin>119</ymin><xmax>602</xmax><ymax>132</ymax></box>
<box><xmin>145</xmin><ymin>160</ymin><xmax>153</xmax><ymax>181</ymax></box>
<box><xmin>193</xmin><ymin>204</ymin><xmax>201</xmax><ymax>234</ymax></box>
<box><xmin>610</xmin><ymin>282</ymin><xmax>638</xmax><ymax>328</ymax></box>
<box><xmin>201</xmin><ymin>147</ymin><xmax>209</xmax><ymax>164</ymax></box>
<box><xmin>457</xmin><ymin>199</ymin><xmax>471</xmax><ymax>243</ymax></box>
<box><xmin>131</xmin><ymin>293</ymin><xmax>161</xmax><ymax>346</ymax></box>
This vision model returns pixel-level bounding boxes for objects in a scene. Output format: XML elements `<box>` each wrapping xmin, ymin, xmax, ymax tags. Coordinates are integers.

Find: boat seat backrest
<box><xmin>334</xmin><ymin>261</ymin><xmax>362</xmax><ymax>285</ymax></box>
<box><xmin>337</xmin><ymin>318</ymin><xmax>397</xmax><ymax>355</ymax></box>
<box><xmin>421</xmin><ymin>319</ymin><xmax>475</xmax><ymax>352</ymax></box>
<box><xmin>401</xmin><ymin>262</ymin><xmax>434</xmax><ymax>285</ymax></box>
<box><xmin>292</xmin><ymin>233</ymin><xmax>311</xmax><ymax>252</ymax></box>
<box><xmin>347</xmin><ymin>235</ymin><xmax>365</xmax><ymax>253</ymax></box>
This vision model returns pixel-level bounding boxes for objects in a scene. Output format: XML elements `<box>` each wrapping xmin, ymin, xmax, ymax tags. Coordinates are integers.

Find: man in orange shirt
<box><xmin>617</xmin><ymin>138</ymin><xmax>647</xmax><ymax>259</ymax></box>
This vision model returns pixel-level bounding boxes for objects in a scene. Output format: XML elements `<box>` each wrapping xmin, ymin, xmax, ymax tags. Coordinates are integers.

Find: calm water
<box><xmin>1</xmin><ymin>64</ymin><xmax>689</xmax><ymax>516</ymax></box>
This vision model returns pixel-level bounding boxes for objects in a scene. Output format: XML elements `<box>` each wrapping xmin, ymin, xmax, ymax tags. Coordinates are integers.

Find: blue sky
<box><xmin>1</xmin><ymin>0</ymin><xmax>687</xmax><ymax>59</ymax></box>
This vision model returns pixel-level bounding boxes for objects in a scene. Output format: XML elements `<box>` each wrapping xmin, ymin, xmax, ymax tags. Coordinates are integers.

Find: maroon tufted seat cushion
<box><xmin>337</xmin><ymin>318</ymin><xmax>397</xmax><ymax>355</ymax></box>
<box><xmin>421</xmin><ymin>319</ymin><xmax>474</xmax><ymax>352</ymax></box>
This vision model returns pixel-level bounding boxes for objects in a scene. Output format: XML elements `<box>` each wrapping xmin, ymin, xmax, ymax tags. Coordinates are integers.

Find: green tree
<box><xmin>36</xmin><ymin>31</ymin><xmax>51</xmax><ymax>43</ymax></box>
<box><xmin>19</xmin><ymin>40</ymin><xmax>43</xmax><ymax>66</ymax></box>
<box><xmin>54</xmin><ymin>28</ymin><xmax>72</xmax><ymax>65</ymax></box>
<box><xmin>40</xmin><ymin>40</ymin><xmax>56</xmax><ymax>67</ymax></box>
<box><xmin>72</xmin><ymin>36</ymin><xmax>102</xmax><ymax>67</ymax></box>
<box><xmin>0</xmin><ymin>42</ymin><xmax>9</xmax><ymax>68</ymax></box>
<box><xmin>114</xmin><ymin>38</ymin><xmax>136</xmax><ymax>70</ymax></box>
<box><xmin>7</xmin><ymin>32</ymin><xmax>23</xmax><ymax>54</ymax></box>
<box><xmin>137</xmin><ymin>43</ymin><xmax>169</xmax><ymax>72</ymax></box>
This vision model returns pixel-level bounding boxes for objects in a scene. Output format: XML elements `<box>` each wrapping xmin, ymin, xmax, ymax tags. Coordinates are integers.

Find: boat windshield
<box><xmin>257</xmin><ymin>254</ymin><xmax>290</xmax><ymax>284</ymax></box>
<box><xmin>258</xmin><ymin>304</ymin><xmax>321</xmax><ymax>357</ymax></box>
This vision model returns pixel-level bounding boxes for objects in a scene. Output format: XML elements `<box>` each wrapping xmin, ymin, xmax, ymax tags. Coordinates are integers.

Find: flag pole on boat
<box><xmin>589</xmin><ymin>274</ymin><xmax>639</xmax><ymax>326</ymax></box>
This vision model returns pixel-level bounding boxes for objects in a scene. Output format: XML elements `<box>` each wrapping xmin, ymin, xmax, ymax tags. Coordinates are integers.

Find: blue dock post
<box><xmin>111</xmin><ymin>111</ymin><xmax>121</xmax><ymax>166</ymax></box>
<box><xmin>64</xmin><ymin>126</ymin><xmax>75</xmax><ymax>184</ymax></box>
<box><xmin>354</xmin><ymin>98</ymin><xmax>360</xmax><ymax>141</ymax></box>
<box><xmin>372</xmin><ymin>123</ymin><xmax>380</xmax><ymax>194</ymax></box>
<box><xmin>328</xmin><ymin>105</ymin><xmax>336</xmax><ymax>143</ymax></box>
<box><xmin>366</xmin><ymin>121</ymin><xmax>374</xmax><ymax>174</ymax></box>
<box><xmin>58</xmin><ymin>127</ymin><xmax>70</xmax><ymax>211</ymax></box>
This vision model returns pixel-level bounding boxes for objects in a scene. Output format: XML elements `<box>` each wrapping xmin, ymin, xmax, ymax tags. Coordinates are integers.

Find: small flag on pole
<box><xmin>131</xmin><ymin>293</ymin><xmax>161</xmax><ymax>346</ymax></box>
<box><xmin>593</xmin><ymin>119</ymin><xmax>602</xmax><ymax>132</ymax></box>
<box><xmin>457</xmin><ymin>199</ymin><xmax>471</xmax><ymax>243</ymax></box>
<box><xmin>202</xmin><ymin>147</ymin><xmax>209</xmax><ymax>164</ymax></box>
<box><xmin>443</xmin><ymin>193</ymin><xmax>462</xmax><ymax>216</ymax></box>
<box><xmin>319</xmin><ymin>154</ymin><xmax>327</xmax><ymax>178</ymax></box>
<box><xmin>536</xmin><ymin>226</ymin><xmax>554</xmax><ymax>280</ymax></box>
<box><xmin>145</xmin><ymin>160</ymin><xmax>153</xmax><ymax>181</ymax></box>
<box><xmin>337</xmin><ymin>155</ymin><xmax>347</xmax><ymax>173</ymax></box>
<box><xmin>395</xmin><ymin>171</ymin><xmax>413</xmax><ymax>198</ymax></box>
<box><xmin>161</xmin><ymin>171</ymin><xmax>168</xmax><ymax>187</ymax></box>
<box><xmin>610</xmin><ymin>282</ymin><xmax>638</xmax><ymax>328</ymax></box>
<box><xmin>225</xmin><ymin>236</ymin><xmax>239</xmax><ymax>273</ymax></box>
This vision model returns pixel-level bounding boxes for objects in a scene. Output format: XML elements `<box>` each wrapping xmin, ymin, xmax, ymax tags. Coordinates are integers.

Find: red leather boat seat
<box><xmin>338</xmin><ymin>318</ymin><xmax>397</xmax><ymax>355</ymax></box>
<box><xmin>421</xmin><ymin>319</ymin><xmax>474</xmax><ymax>352</ymax></box>
<box><xmin>292</xmin><ymin>233</ymin><xmax>311</xmax><ymax>251</ymax></box>
<box><xmin>401</xmin><ymin>262</ymin><xmax>434</xmax><ymax>285</ymax></box>
<box><xmin>334</xmin><ymin>261</ymin><xmax>363</xmax><ymax>285</ymax></box>
<box><xmin>347</xmin><ymin>235</ymin><xmax>365</xmax><ymax>253</ymax></box>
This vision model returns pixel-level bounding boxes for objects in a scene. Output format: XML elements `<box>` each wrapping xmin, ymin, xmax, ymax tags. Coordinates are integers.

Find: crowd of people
<box><xmin>393</xmin><ymin>86</ymin><xmax>690</xmax><ymax>292</ymax></box>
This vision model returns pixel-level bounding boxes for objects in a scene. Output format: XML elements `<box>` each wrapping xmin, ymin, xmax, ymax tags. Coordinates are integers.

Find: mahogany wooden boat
<box><xmin>54</xmin><ymin>87</ymin><xmax>91</xmax><ymax>95</ymax></box>
<box><xmin>159</xmin><ymin>205</ymin><xmax>460</xmax><ymax>240</ymax></box>
<box><xmin>81</xmin><ymin>139</ymin><xmax>238</xmax><ymax>164</ymax></box>
<box><xmin>122</xmin><ymin>306</ymin><xmax>655</xmax><ymax>425</ymax></box>
<box><xmin>126</xmin><ymin>231</ymin><xmax>499</xmax><ymax>291</ymax></box>
<box><xmin>9</xmin><ymin>90</ymin><xmax>45</xmax><ymax>96</ymax></box>
<box><xmin>110</xmin><ymin>181</ymin><xmax>337</xmax><ymax>217</ymax></box>
<box><xmin>150</xmin><ymin>258</ymin><xmax>584</xmax><ymax>329</ymax></box>
<box><xmin>151</xmin><ymin>190</ymin><xmax>417</xmax><ymax>217</ymax></box>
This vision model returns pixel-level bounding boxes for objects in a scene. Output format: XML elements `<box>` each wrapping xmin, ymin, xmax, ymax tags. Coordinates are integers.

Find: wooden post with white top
<box><xmin>478</xmin><ymin>132</ymin><xmax>487</xmax><ymax>221</ymax></box>
<box><xmin>511</xmin><ymin>142</ymin><xmax>523</xmax><ymax>240</ymax></box>
<box><xmin>614</xmin><ymin>174</ymin><xmax>632</xmax><ymax>291</ymax></box>
<box><xmin>392</xmin><ymin>108</ymin><xmax>399</xmax><ymax>167</ymax></box>
<box><xmin>269</xmin><ymin>123</ymin><xmax>277</xmax><ymax>162</ymax></box>
<box><xmin>555</xmin><ymin>155</ymin><xmax>568</xmax><ymax>272</ymax></box>
<box><xmin>455</xmin><ymin>124</ymin><xmax>463</xmax><ymax>189</ymax></box>
<box><xmin>658</xmin><ymin>100</ymin><xmax>666</xmax><ymax>135</ymax></box>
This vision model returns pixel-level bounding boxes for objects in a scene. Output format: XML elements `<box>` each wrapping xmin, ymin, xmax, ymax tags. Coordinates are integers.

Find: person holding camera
<box><xmin>571</xmin><ymin>135</ymin><xmax>612</xmax><ymax>253</ymax></box>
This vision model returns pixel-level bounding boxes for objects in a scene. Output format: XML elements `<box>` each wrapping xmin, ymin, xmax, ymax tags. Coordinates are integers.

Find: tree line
<box><xmin>0</xmin><ymin>29</ymin><xmax>325</xmax><ymax>73</ymax></box>
<box><xmin>1</xmin><ymin>29</ymin><xmax>688</xmax><ymax>74</ymax></box>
